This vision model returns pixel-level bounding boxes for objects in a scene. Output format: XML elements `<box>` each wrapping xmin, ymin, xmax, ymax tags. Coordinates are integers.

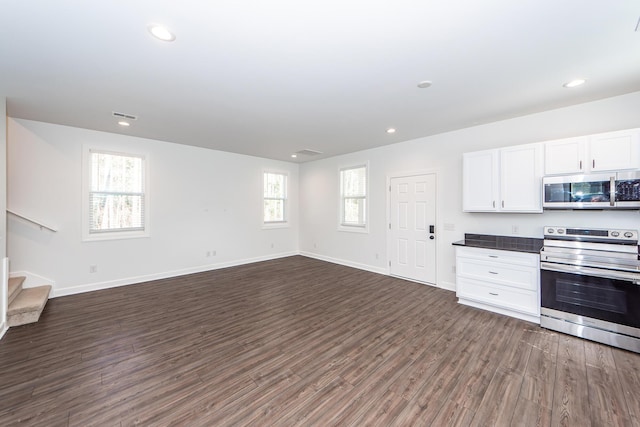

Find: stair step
<box><xmin>8</xmin><ymin>276</ymin><xmax>26</xmax><ymax>306</ymax></box>
<box><xmin>8</xmin><ymin>285</ymin><xmax>52</xmax><ymax>327</ymax></box>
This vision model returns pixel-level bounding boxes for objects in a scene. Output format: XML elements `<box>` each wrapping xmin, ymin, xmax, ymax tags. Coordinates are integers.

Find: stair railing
<box><xmin>7</xmin><ymin>210</ymin><xmax>58</xmax><ymax>232</ymax></box>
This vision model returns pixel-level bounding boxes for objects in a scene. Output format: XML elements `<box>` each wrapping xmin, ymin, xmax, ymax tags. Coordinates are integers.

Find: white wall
<box><xmin>1</xmin><ymin>97</ymin><xmax>7</xmax><ymax>332</ymax></box>
<box><xmin>7</xmin><ymin>119</ymin><xmax>299</xmax><ymax>296</ymax></box>
<box><xmin>7</xmin><ymin>91</ymin><xmax>640</xmax><ymax>299</ymax></box>
<box><xmin>299</xmin><ymin>91</ymin><xmax>640</xmax><ymax>290</ymax></box>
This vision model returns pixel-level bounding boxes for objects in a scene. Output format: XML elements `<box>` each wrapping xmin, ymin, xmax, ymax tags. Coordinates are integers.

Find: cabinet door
<box><xmin>590</xmin><ymin>129</ymin><xmax>640</xmax><ymax>172</ymax></box>
<box><xmin>463</xmin><ymin>150</ymin><xmax>498</xmax><ymax>212</ymax></box>
<box><xmin>500</xmin><ymin>143</ymin><xmax>543</xmax><ymax>212</ymax></box>
<box><xmin>544</xmin><ymin>137</ymin><xmax>587</xmax><ymax>175</ymax></box>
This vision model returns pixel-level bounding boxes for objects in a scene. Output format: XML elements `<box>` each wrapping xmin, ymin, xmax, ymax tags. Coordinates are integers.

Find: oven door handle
<box><xmin>541</xmin><ymin>262</ymin><xmax>640</xmax><ymax>284</ymax></box>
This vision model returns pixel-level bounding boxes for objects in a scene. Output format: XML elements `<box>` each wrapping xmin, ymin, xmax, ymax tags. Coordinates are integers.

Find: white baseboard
<box><xmin>299</xmin><ymin>251</ymin><xmax>455</xmax><ymax>294</ymax></box>
<box><xmin>9</xmin><ymin>270</ymin><xmax>56</xmax><ymax>290</ymax></box>
<box><xmin>299</xmin><ymin>251</ymin><xmax>388</xmax><ymax>275</ymax></box>
<box><xmin>458</xmin><ymin>298</ymin><xmax>540</xmax><ymax>324</ymax></box>
<box><xmin>52</xmin><ymin>251</ymin><xmax>298</xmax><ymax>298</ymax></box>
<box><xmin>440</xmin><ymin>281</ymin><xmax>456</xmax><ymax>292</ymax></box>
<box><xmin>11</xmin><ymin>251</ymin><xmax>452</xmax><ymax>300</ymax></box>
<box><xmin>1</xmin><ymin>258</ymin><xmax>7</xmax><ymax>331</ymax></box>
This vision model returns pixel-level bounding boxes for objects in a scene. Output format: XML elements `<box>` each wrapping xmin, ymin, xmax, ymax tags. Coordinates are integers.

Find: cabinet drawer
<box><xmin>457</xmin><ymin>278</ymin><xmax>539</xmax><ymax>316</ymax></box>
<box><xmin>455</xmin><ymin>247</ymin><xmax>539</xmax><ymax>267</ymax></box>
<box><xmin>456</xmin><ymin>258</ymin><xmax>538</xmax><ymax>291</ymax></box>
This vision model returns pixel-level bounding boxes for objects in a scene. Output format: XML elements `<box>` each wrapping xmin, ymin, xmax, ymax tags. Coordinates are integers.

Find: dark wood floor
<box><xmin>1</xmin><ymin>256</ymin><xmax>639</xmax><ymax>426</ymax></box>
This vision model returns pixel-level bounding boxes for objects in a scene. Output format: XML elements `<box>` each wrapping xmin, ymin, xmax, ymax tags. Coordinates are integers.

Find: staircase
<box><xmin>7</xmin><ymin>276</ymin><xmax>51</xmax><ymax>327</ymax></box>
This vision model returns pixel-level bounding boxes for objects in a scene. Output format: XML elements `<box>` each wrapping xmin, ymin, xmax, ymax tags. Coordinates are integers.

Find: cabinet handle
<box><xmin>488</xmin><ymin>255</ymin><xmax>498</xmax><ymax>258</ymax></box>
<box><xmin>492</xmin><ymin>201</ymin><xmax>495</xmax><ymax>208</ymax></box>
<box><xmin>489</xmin><ymin>292</ymin><xmax>499</xmax><ymax>296</ymax></box>
<box><xmin>489</xmin><ymin>271</ymin><xmax>499</xmax><ymax>275</ymax></box>
<box><xmin>579</xmin><ymin>160</ymin><xmax>582</xmax><ymax>170</ymax></box>
<box><xmin>593</xmin><ymin>159</ymin><xmax>595</xmax><ymax>169</ymax></box>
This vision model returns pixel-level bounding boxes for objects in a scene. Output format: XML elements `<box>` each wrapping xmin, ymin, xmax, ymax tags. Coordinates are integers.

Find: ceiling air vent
<box><xmin>112</xmin><ymin>111</ymin><xmax>138</xmax><ymax>121</ymax></box>
<box><xmin>295</xmin><ymin>149</ymin><xmax>323</xmax><ymax>156</ymax></box>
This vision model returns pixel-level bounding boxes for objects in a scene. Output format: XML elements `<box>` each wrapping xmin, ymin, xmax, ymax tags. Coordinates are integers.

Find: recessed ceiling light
<box><xmin>417</xmin><ymin>80</ymin><xmax>432</xmax><ymax>89</ymax></box>
<box><xmin>563</xmin><ymin>79</ymin><xmax>586</xmax><ymax>88</ymax></box>
<box><xmin>148</xmin><ymin>24</ymin><xmax>176</xmax><ymax>42</ymax></box>
<box><xmin>291</xmin><ymin>154</ymin><xmax>297</xmax><ymax>158</ymax></box>
<box><xmin>118</xmin><ymin>121</ymin><xmax>130</xmax><ymax>127</ymax></box>
<box><xmin>386</xmin><ymin>128</ymin><xmax>396</xmax><ymax>134</ymax></box>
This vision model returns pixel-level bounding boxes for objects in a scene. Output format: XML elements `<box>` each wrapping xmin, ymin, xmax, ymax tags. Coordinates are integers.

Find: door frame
<box><xmin>386</xmin><ymin>169</ymin><xmax>439</xmax><ymax>286</ymax></box>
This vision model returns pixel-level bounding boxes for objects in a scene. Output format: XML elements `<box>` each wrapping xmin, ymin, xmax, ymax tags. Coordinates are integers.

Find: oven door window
<box><xmin>541</xmin><ymin>270</ymin><xmax>640</xmax><ymax>329</ymax></box>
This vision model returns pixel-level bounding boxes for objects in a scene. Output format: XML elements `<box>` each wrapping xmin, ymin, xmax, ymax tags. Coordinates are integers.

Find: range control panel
<box><xmin>544</xmin><ymin>226</ymin><xmax>638</xmax><ymax>241</ymax></box>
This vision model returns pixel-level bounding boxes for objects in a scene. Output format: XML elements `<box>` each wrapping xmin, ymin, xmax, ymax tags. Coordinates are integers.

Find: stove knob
<box><xmin>611</xmin><ymin>231</ymin><xmax>620</xmax><ymax>237</ymax></box>
<box><xmin>547</xmin><ymin>228</ymin><xmax>554</xmax><ymax>234</ymax></box>
<box><xmin>624</xmin><ymin>232</ymin><xmax>634</xmax><ymax>238</ymax></box>
<box><xmin>557</xmin><ymin>229</ymin><xmax>564</xmax><ymax>234</ymax></box>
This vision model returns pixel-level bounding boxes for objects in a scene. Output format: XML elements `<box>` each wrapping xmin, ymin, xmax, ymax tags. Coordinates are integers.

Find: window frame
<box><xmin>82</xmin><ymin>146</ymin><xmax>150</xmax><ymax>242</ymax></box>
<box><xmin>338</xmin><ymin>163</ymin><xmax>369</xmax><ymax>233</ymax></box>
<box><xmin>262</xmin><ymin>170</ymin><xmax>289</xmax><ymax>229</ymax></box>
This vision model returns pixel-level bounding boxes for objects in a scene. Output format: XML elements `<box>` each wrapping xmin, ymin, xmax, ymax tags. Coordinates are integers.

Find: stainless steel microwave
<box><xmin>543</xmin><ymin>171</ymin><xmax>640</xmax><ymax>209</ymax></box>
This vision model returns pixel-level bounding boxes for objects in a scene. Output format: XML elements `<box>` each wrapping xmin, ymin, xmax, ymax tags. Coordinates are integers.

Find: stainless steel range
<box><xmin>540</xmin><ymin>226</ymin><xmax>640</xmax><ymax>353</ymax></box>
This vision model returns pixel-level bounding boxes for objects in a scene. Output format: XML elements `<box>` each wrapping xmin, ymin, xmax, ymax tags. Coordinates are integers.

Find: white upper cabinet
<box><xmin>463</xmin><ymin>143</ymin><xmax>543</xmax><ymax>213</ymax></box>
<box><xmin>544</xmin><ymin>129</ymin><xmax>640</xmax><ymax>175</ymax></box>
<box><xmin>589</xmin><ymin>129</ymin><xmax>640</xmax><ymax>172</ymax></box>
<box><xmin>500</xmin><ymin>144</ymin><xmax>543</xmax><ymax>212</ymax></box>
<box><xmin>462</xmin><ymin>150</ymin><xmax>498</xmax><ymax>212</ymax></box>
<box><xmin>544</xmin><ymin>136</ymin><xmax>587</xmax><ymax>175</ymax></box>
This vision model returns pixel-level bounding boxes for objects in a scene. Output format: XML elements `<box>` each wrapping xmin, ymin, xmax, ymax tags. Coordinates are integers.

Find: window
<box><xmin>87</xmin><ymin>150</ymin><xmax>147</xmax><ymax>238</ymax></box>
<box><xmin>340</xmin><ymin>164</ymin><xmax>367</xmax><ymax>230</ymax></box>
<box><xmin>263</xmin><ymin>171</ymin><xmax>288</xmax><ymax>224</ymax></box>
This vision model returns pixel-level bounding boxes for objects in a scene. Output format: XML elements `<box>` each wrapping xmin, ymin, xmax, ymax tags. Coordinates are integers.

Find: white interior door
<box><xmin>389</xmin><ymin>174</ymin><xmax>436</xmax><ymax>284</ymax></box>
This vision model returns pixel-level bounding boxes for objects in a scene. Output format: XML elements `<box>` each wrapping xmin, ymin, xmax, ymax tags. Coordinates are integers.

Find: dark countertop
<box><xmin>452</xmin><ymin>233</ymin><xmax>543</xmax><ymax>254</ymax></box>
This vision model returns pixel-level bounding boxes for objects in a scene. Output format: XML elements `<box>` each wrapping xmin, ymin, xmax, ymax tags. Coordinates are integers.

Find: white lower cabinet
<box><xmin>455</xmin><ymin>246</ymin><xmax>540</xmax><ymax>323</ymax></box>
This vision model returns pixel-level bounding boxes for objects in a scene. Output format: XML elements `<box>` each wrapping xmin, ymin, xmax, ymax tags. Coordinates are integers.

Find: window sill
<box><xmin>338</xmin><ymin>225</ymin><xmax>369</xmax><ymax>234</ymax></box>
<box><xmin>262</xmin><ymin>222</ymin><xmax>290</xmax><ymax>230</ymax></box>
<box><xmin>83</xmin><ymin>230</ymin><xmax>150</xmax><ymax>242</ymax></box>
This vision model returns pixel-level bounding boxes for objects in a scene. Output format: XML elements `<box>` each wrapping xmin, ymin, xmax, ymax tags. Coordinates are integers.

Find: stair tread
<box><xmin>8</xmin><ymin>276</ymin><xmax>25</xmax><ymax>298</ymax></box>
<box><xmin>8</xmin><ymin>285</ymin><xmax>52</xmax><ymax>315</ymax></box>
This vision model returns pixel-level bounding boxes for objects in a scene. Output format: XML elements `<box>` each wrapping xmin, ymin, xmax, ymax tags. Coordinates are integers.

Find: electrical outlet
<box><xmin>512</xmin><ymin>225</ymin><xmax>519</xmax><ymax>234</ymax></box>
<box><xmin>211</xmin><ymin>250</ymin><xmax>216</xmax><ymax>256</ymax></box>
<box><xmin>375</xmin><ymin>253</ymin><xmax>379</xmax><ymax>260</ymax></box>
<box><xmin>270</xmin><ymin>243</ymin><xmax>274</xmax><ymax>249</ymax></box>
<box><xmin>89</xmin><ymin>265</ymin><xmax>98</xmax><ymax>274</ymax></box>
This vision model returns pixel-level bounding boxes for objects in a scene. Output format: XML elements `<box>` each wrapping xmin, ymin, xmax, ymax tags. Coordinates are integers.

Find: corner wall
<box><xmin>7</xmin><ymin>119</ymin><xmax>299</xmax><ymax>296</ymax></box>
<box><xmin>299</xmin><ymin>91</ymin><xmax>640</xmax><ymax>291</ymax></box>
<box><xmin>0</xmin><ymin>97</ymin><xmax>7</xmax><ymax>333</ymax></box>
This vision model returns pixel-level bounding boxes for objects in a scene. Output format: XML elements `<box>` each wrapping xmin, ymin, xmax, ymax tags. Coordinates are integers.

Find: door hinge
<box><xmin>389</xmin><ymin>223</ymin><xmax>391</xmax><ymax>229</ymax></box>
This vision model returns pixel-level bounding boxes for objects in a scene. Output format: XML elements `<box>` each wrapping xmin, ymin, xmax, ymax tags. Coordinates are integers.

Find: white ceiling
<box><xmin>1</xmin><ymin>1</ymin><xmax>639</xmax><ymax>162</ymax></box>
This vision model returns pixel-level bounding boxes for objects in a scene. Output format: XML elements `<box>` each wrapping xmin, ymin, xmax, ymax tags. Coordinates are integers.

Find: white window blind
<box><xmin>263</xmin><ymin>172</ymin><xmax>287</xmax><ymax>223</ymax></box>
<box><xmin>89</xmin><ymin>151</ymin><xmax>145</xmax><ymax>234</ymax></box>
<box><xmin>340</xmin><ymin>165</ymin><xmax>367</xmax><ymax>227</ymax></box>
